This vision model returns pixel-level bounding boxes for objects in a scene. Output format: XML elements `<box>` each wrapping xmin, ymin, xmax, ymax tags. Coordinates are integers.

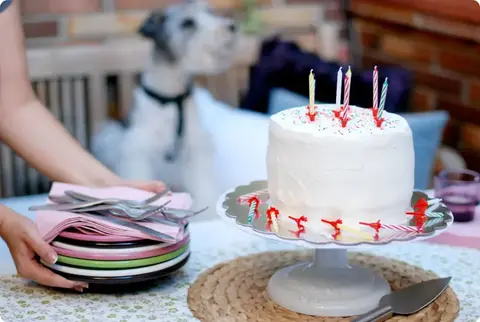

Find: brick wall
<box><xmin>20</xmin><ymin>0</ymin><xmax>345</xmax><ymax>48</ymax></box>
<box><xmin>350</xmin><ymin>0</ymin><xmax>480</xmax><ymax>171</ymax></box>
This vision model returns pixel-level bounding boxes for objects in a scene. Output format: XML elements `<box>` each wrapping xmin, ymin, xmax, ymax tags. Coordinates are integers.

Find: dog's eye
<box><xmin>180</xmin><ymin>18</ymin><xmax>195</xmax><ymax>29</ymax></box>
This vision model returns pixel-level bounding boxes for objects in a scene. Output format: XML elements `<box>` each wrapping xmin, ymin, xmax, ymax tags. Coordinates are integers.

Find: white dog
<box><xmin>92</xmin><ymin>0</ymin><xmax>237</xmax><ymax>208</ymax></box>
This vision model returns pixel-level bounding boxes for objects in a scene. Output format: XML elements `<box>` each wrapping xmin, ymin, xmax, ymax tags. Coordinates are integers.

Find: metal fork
<box><xmin>48</xmin><ymin>195</ymin><xmax>182</xmax><ymax>227</ymax></box>
<box><xmin>43</xmin><ymin>197</ymin><xmax>169</xmax><ymax>220</ymax></box>
<box><xmin>33</xmin><ymin>196</ymin><xmax>165</xmax><ymax>218</ymax></box>
<box><xmin>162</xmin><ymin>206</ymin><xmax>209</xmax><ymax>221</ymax></box>
<box><xmin>30</xmin><ymin>200</ymin><xmax>121</xmax><ymax>212</ymax></box>
<box><xmin>45</xmin><ymin>202</ymin><xmax>179</xmax><ymax>224</ymax></box>
<box><xmin>46</xmin><ymin>194</ymin><xmax>207</xmax><ymax>219</ymax></box>
<box><xmin>64</xmin><ymin>190</ymin><xmax>204</xmax><ymax>217</ymax></box>
<box><xmin>75</xmin><ymin>205</ymin><xmax>166</xmax><ymax>221</ymax></box>
<box><xmin>64</xmin><ymin>189</ymin><xmax>170</xmax><ymax>209</ymax></box>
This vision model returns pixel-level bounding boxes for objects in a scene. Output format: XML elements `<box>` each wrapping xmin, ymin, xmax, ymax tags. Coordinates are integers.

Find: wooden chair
<box><xmin>0</xmin><ymin>37</ymin><xmax>260</xmax><ymax>197</ymax></box>
<box><xmin>0</xmin><ymin>3</ymin><xmax>344</xmax><ymax>197</ymax></box>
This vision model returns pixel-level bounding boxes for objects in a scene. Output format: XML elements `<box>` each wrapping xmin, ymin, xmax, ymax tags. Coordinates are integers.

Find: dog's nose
<box><xmin>227</xmin><ymin>22</ymin><xmax>236</xmax><ymax>33</ymax></box>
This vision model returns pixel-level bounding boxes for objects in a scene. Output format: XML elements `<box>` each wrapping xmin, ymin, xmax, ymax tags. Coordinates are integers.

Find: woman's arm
<box><xmin>0</xmin><ymin>1</ymin><xmax>121</xmax><ymax>187</ymax></box>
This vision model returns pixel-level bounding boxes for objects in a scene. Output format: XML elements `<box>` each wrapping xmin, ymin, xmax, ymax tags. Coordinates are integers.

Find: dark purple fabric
<box><xmin>241</xmin><ymin>37</ymin><xmax>413</xmax><ymax>114</ymax></box>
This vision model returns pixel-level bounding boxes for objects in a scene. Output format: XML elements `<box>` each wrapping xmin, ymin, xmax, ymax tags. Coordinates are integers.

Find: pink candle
<box><xmin>373</xmin><ymin>66</ymin><xmax>378</xmax><ymax>110</ymax></box>
<box><xmin>340</xmin><ymin>67</ymin><xmax>352</xmax><ymax>126</ymax></box>
<box><xmin>343</xmin><ymin>66</ymin><xmax>351</xmax><ymax>112</ymax></box>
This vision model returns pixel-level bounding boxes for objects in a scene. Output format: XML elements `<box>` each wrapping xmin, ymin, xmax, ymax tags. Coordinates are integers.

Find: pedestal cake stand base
<box><xmin>267</xmin><ymin>248</ymin><xmax>390</xmax><ymax>317</ymax></box>
<box><xmin>217</xmin><ymin>181</ymin><xmax>453</xmax><ymax>317</ymax></box>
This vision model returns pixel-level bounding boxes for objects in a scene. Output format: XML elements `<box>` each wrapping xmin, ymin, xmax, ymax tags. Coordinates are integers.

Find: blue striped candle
<box><xmin>377</xmin><ymin>78</ymin><xmax>388</xmax><ymax>118</ymax></box>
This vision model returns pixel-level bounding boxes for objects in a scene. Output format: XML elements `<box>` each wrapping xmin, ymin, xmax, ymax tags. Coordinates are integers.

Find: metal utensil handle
<box><xmin>77</xmin><ymin>212</ymin><xmax>178</xmax><ymax>243</ymax></box>
<box><xmin>148</xmin><ymin>216</ymin><xmax>184</xmax><ymax>228</ymax></box>
<box><xmin>143</xmin><ymin>188</ymin><xmax>170</xmax><ymax>204</ymax></box>
<box><xmin>163</xmin><ymin>206</ymin><xmax>208</xmax><ymax>220</ymax></box>
<box><xmin>163</xmin><ymin>206</ymin><xmax>207</xmax><ymax>216</ymax></box>
<box><xmin>65</xmin><ymin>189</ymin><xmax>170</xmax><ymax>206</ymax></box>
<box><xmin>351</xmin><ymin>304</ymin><xmax>393</xmax><ymax>322</ymax></box>
<box><xmin>64</xmin><ymin>191</ymin><xmax>120</xmax><ymax>205</ymax></box>
<box><xmin>66</xmin><ymin>205</ymin><xmax>127</xmax><ymax>214</ymax></box>
<box><xmin>29</xmin><ymin>200</ymin><xmax>109</xmax><ymax>211</ymax></box>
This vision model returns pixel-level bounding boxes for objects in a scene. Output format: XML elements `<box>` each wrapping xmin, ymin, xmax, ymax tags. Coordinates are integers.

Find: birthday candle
<box><xmin>425</xmin><ymin>212</ymin><xmax>444</xmax><ymax>218</ymax></box>
<box><xmin>360</xmin><ymin>220</ymin><xmax>420</xmax><ymax>232</ymax></box>
<box><xmin>373</xmin><ymin>66</ymin><xmax>378</xmax><ymax>109</ymax></box>
<box><xmin>377</xmin><ymin>78</ymin><xmax>388</xmax><ymax>119</ymax></box>
<box><xmin>336</xmin><ymin>67</ymin><xmax>342</xmax><ymax>106</ymax></box>
<box><xmin>427</xmin><ymin>198</ymin><xmax>442</xmax><ymax>205</ymax></box>
<box><xmin>247</xmin><ymin>199</ymin><xmax>257</xmax><ymax>224</ymax></box>
<box><xmin>309</xmin><ymin>69</ymin><xmax>315</xmax><ymax>115</ymax></box>
<box><xmin>271</xmin><ymin>216</ymin><xmax>279</xmax><ymax>233</ymax></box>
<box><xmin>380</xmin><ymin>223</ymin><xmax>418</xmax><ymax>232</ymax></box>
<box><xmin>341</xmin><ymin>66</ymin><xmax>352</xmax><ymax>119</ymax></box>
<box><xmin>340</xmin><ymin>103</ymin><xmax>351</xmax><ymax>120</ymax></box>
<box><xmin>338</xmin><ymin>224</ymin><xmax>374</xmax><ymax>240</ymax></box>
<box><xmin>344</xmin><ymin>66</ymin><xmax>352</xmax><ymax>108</ymax></box>
<box><xmin>237</xmin><ymin>188</ymin><xmax>268</xmax><ymax>205</ymax></box>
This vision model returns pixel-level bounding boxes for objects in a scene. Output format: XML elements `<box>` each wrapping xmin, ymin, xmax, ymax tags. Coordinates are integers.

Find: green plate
<box><xmin>56</xmin><ymin>244</ymin><xmax>188</xmax><ymax>269</ymax></box>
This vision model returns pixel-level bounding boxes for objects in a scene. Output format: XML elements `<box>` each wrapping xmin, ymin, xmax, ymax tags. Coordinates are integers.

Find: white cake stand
<box><xmin>216</xmin><ymin>181</ymin><xmax>453</xmax><ymax>317</ymax></box>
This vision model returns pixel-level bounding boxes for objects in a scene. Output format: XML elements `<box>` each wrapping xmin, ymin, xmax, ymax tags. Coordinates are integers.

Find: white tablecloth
<box><xmin>0</xmin><ymin>218</ymin><xmax>478</xmax><ymax>321</ymax></box>
<box><xmin>0</xmin><ymin>90</ymin><xmax>478</xmax><ymax>321</ymax></box>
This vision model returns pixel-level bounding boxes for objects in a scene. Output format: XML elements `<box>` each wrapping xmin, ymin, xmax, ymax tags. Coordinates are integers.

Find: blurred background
<box><xmin>2</xmin><ymin>0</ymin><xmax>479</xmax><ymax>198</ymax></box>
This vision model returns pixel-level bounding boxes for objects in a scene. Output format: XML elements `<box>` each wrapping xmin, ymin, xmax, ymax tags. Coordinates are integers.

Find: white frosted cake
<box><xmin>266</xmin><ymin>104</ymin><xmax>414</xmax><ymax>234</ymax></box>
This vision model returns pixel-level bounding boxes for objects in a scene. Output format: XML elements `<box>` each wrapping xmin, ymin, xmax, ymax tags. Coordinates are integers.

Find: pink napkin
<box><xmin>35</xmin><ymin>182</ymin><xmax>193</xmax><ymax>244</ymax></box>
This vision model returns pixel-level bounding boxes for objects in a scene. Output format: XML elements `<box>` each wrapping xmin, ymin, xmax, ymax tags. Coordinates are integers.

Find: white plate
<box><xmin>41</xmin><ymin>249</ymin><xmax>190</xmax><ymax>277</ymax></box>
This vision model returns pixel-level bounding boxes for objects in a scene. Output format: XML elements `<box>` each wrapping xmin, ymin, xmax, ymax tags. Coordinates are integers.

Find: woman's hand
<box><xmin>0</xmin><ymin>206</ymin><xmax>88</xmax><ymax>292</ymax></box>
<box><xmin>118</xmin><ymin>180</ymin><xmax>167</xmax><ymax>194</ymax></box>
<box><xmin>0</xmin><ymin>180</ymin><xmax>165</xmax><ymax>292</ymax></box>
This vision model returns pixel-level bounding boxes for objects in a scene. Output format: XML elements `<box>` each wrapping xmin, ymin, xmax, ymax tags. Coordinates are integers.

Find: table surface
<box><xmin>0</xmin><ymin>195</ymin><xmax>479</xmax><ymax>321</ymax></box>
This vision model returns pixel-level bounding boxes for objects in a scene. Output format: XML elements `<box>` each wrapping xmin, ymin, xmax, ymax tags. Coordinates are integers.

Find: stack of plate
<box><xmin>40</xmin><ymin>223</ymin><xmax>190</xmax><ymax>289</ymax></box>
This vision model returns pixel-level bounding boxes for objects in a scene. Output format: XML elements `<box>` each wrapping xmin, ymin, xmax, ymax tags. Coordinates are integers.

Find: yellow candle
<box><xmin>309</xmin><ymin>69</ymin><xmax>315</xmax><ymax>114</ymax></box>
<box><xmin>271</xmin><ymin>217</ymin><xmax>279</xmax><ymax>233</ymax></box>
<box><xmin>338</xmin><ymin>224</ymin><xmax>374</xmax><ymax>241</ymax></box>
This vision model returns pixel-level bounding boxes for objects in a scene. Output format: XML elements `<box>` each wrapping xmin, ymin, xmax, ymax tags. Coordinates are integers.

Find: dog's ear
<box><xmin>138</xmin><ymin>11</ymin><xmax>176</xmax><ymax>63</ymax></box>
<box><xmin>138</xmin><ymin>11</ymin><xmax>165</xmax><ymax>39</ymax></box>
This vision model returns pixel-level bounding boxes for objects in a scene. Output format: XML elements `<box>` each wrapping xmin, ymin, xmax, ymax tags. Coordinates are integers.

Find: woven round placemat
<box><xmin>187</xmin><ymin>250</ymin><xmax>459</xmax><ymax>322</ymax></box>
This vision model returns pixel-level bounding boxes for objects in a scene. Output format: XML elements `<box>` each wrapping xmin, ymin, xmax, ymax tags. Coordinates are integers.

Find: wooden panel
<box><xmin>349</xmin><ymin>0</ymin><xmax>480</xmax><ymax>44</ymax></box>
<box><xmin>10</xmin><ymin>28</ymin><xmax>269</xmax><ymax>197</ymax></box>
<box><xmin>118</xmin><ymin>73</ymin><xmax>136</xmax><ymax>119</ymax></box>
<box><xmin>73</xmin><ymin>78</ymin><xmax>88</xmax><ymax>147</ymax></box>
<box><xmin>87</xmin><ymin>74</ymin><xmax>108</xmax><ymax>144</ymax></box>
<box><xmin>258</xmin><ymin>5</ymin><xmax>324</xmax><ymax>29</ymax></box>
<box><xmin>377</xmin><ymin>0</ymin><xmax>480</xmax><ymax>25</ymax></box>
<box><xmin>1</xmin><ymin>145</ymin><xmax>14</xmax><ymax>197</ymax></box>
<box><xmin>13</xmin><ymin>155</ymin><xmax>26</xmax><ymax>196</ymax></box>
<box><xmin>61</xmin><ymin>78</ymin><xmax>75</xmax><ymax>134</ymax></box>
<box><xmin>67</xmin><ymin>12</ymin><xmax>148</xmax><ymax>38</ymax></box>
<box><xmin>30</xmin><ymin>82</ymin><xmax>47</xmax><ymax>193</ymax></box>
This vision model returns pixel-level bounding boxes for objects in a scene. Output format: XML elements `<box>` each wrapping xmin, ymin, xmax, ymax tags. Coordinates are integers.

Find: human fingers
<box><xmin>23</xmin><ymin>224</ymin><xmax>58</xmax><ymax>264</ymax></box>
<box><xmin>21</xmin><ymin>226</ymin><xmax>88</xmax><ymax>290</ymax></box>
<box><xmin>21</xmin><ymin>259</ymin><xmax>87</xmax><ymax>291</ymax></box>
<box><xmin>123</xmin><ymin>180</ymin><xmax>167</xmax><ymax>193</ymax></box>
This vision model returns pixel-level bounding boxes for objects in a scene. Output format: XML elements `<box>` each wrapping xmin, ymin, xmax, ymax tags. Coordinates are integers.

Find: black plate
<box><xmin>43</xmin><ymin>254</ymin><xmax>190</xmax><ymax>293</ymax></box>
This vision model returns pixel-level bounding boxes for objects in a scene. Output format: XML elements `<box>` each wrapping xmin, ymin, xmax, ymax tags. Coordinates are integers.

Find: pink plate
<box><xmin>58</xmin><ymin>230</ymin><xmax>143</xmax><ymax>242</ymax></box>
<box><xmin>53</xmin><ymin>236</ymin><xmax>190</xmax><ymax>260</ymax></box>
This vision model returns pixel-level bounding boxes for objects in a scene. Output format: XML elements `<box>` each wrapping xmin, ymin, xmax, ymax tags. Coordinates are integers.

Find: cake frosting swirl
<box><xmin>266</xmin><ymin>104</ymin><xmax>415</xmax><ymax>234</ymax></box>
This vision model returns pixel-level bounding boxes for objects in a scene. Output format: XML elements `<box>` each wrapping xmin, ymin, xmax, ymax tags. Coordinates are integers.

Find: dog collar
<box><xmin>140</xmin><ymin>81</ymin><xmax>194</xmax><ymax>162</ymax></box>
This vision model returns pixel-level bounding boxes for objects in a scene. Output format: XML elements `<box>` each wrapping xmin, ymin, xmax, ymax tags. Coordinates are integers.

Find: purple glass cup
<box><xmin>434</xmin><ymin>169</ymin><xmax>480</xmax><ymax>223</ymax></box>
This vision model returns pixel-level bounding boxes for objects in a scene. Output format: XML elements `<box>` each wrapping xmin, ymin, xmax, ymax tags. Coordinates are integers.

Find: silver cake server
<box><xmin>352</xmin><ymin>276</ymin><xmax>451</xmax><ymax>322</ymax></box>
